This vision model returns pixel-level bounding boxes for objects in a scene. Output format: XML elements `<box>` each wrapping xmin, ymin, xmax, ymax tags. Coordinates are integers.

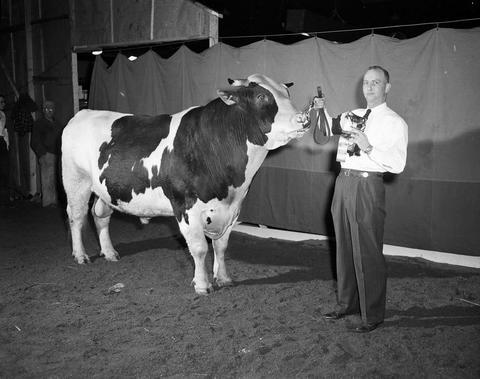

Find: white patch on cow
<box><xmin>63</xmin><ymin>110</ymin><xmax>130</xmax><ymax>205</ymax></box>
<box><xmin>185</xmin><ymin>196</ymin><xmax>239</xmax><ymax>240</ymax></box>
<box><xmin>114</xmin><ymin>186</ymin><xmax>174</xmax><ymax>217</ymax></box>
<box><xmin>99</xmin><ymin>153</ymin><xmax>112</xmax><ymax>173</ymax></box>
<box><xmin>165</xmin><ymin>107</ymin><xmax>198</xmax><ymax>152</ymax></box>
<box><xmin>245</xmin><ymin>141</ymin><xmax>268</xmax><ymax>180</ymax></box>
<box><xmin>93</xmin><ymin>196</ymin><xmax>113</xmax><ymax>218</ymax></box>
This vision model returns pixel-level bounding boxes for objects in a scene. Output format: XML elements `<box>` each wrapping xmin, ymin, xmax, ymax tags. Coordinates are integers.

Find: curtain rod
<box><xmin>219</xmin><ymin>17</ymin><xmax>480</xmax><ymax>40</ymax></box>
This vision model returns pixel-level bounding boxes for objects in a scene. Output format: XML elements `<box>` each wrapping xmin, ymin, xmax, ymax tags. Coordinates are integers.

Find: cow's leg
<box><xmin>212</xmin><ymin>223</ymin><xmax>234</xmax><ymax>288</ymax></box>
<box><xmin>63</xmin><ymin>172</ymin><xmax>92</xmax><ymax>264</ymax></box>
<box><xmin>178</xmin><ymin>220</ymin><xmax>212</xmax><ymax>295</ymax></box>
<box><xmin>91</xmin><ymin>196</ymin><xmax>119</xmax><ymax>262</ymax></box>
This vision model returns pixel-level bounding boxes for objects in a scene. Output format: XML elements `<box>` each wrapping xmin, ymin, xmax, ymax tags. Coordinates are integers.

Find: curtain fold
<box><xmin>88</xmin><ymin>28</ymin><xmax>480</xmax><ymax>256</ymax></box>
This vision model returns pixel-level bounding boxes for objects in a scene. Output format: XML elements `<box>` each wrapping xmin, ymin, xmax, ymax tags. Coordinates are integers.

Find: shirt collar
<box><xmin>368</xmin><ymin>102</ymin><xmax>387</xmax><ymax>114</ymax></box>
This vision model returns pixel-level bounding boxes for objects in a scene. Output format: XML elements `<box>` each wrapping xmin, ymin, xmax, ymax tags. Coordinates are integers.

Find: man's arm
<box><xmin>30</xmin><ymin>121</ymin><xmax>47</xmax><ymax>157</ymax></box>
<box><xmin>367</xmin><ymin>117</ymin><xmax>408</xmax><ymax>173</ymax></box>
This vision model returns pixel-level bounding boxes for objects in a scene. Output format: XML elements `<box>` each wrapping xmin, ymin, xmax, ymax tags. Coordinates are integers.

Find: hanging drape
<box><xmin>89</xmin><ymin>28</ymin><xmax>480</xmax><ymax>256</ymax></box>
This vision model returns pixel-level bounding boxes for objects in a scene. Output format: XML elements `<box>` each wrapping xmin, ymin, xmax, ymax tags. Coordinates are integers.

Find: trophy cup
<box><xmin>336</xmin><ymin>109</ymin><xmax>371</xmax><ymax>162</ymax></box>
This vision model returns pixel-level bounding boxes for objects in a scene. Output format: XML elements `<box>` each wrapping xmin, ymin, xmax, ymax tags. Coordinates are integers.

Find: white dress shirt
<box><xmin>326</xmin><ymin>102</ymin><xmax>408</xmax><ymax>174</ymax></box>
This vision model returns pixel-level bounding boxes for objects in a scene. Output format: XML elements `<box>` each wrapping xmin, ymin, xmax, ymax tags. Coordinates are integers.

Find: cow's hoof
<box><xmin>195</xmin><ymin>288</ymin><xmax>211</xmax><ymax>296</ymax></box>
<box><xmin>191</xmin><ymin>280</ymin><xmax>213</xmax><ymax>295</ymax></box>
<box><xmin>213</xmin><ymin>278</ymin><xmax>235</xmax><ymax>288</ymax></box>
<box><xmin>101</xmin><ymin>250</ymin><xmax>120</xmax><ymax>262</ymax></box>
<box><xmin>73</xmin><ymin>254</ymin><xmax>91</xmax><ymax>264</ymax></box>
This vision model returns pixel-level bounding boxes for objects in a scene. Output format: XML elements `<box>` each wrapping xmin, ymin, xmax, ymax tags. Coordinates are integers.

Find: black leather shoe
<box><xmin>350</xmin><ymin>321</ymin><xmax>383</xmax><ymax>333</ymax></box>
<box><xmin>323</xmin><ymin>311</ymin><xmax>347</xmax><ymax>320</ymax></box>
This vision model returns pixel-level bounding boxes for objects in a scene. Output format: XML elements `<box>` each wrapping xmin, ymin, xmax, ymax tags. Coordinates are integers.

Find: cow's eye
<box><xmin>256</xmin><ymin>94</ymin><xmax>266</xmax><ymax>102</ymax></box>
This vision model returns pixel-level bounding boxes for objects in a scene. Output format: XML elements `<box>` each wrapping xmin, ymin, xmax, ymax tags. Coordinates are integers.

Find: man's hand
<box><xmin>347</xmin><ymin>128</ymin><xmax>371</xmax><ymax>152</ymax></box>
<box><xmin>313</xmin><ymin>96</ymin><xmax>325</xmax><ymax>109</ymax></box>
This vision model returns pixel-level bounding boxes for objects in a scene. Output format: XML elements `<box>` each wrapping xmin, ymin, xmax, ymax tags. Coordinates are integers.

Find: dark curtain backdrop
<box><xmin>89</xmin><ymin>28</ymin><xmax>480</xmax><ymax>256</ymax></box>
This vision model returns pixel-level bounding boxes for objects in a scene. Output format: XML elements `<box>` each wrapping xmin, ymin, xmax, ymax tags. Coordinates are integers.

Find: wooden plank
<box><xmin>71</xmin><ymin>0</ymin><xmax>111</xmax><ymax>47</ymax></box>
<box><xmin>0</xmin><ymin>57</ymin><xmax>19</xmax><ymax>97</ymax></box>
<box><xmin>71</xmin><ymin>0</ymin><xmax>221</xmax><ymax>49</ymax></box>
<box><xmin>71</xmin><ymin>52</ymin><xmax>79</xmax><ymax>114</ymax></box>
<box><xmin>208</xmin><ymin>12</ymin><xmax>218</xmax><ymax>46</ymax></box>
<box><xmin>69</xmin><ymin>0</ymin><xmax>79</xmax><ymax>115</ymax></box>
<box><xmin>112</xmin><ymin>0</ymin><xmax>151</xmax><ymax>43</ymax></box>
<box><xmin>151</xmin><ymin>0</ymin><xmax>207</xmax><ymax>41</ymax></box>
<box><xmin>24</xmin><ymin>0</ymin><xmax>37</xmax><ymax>195</ymax></box>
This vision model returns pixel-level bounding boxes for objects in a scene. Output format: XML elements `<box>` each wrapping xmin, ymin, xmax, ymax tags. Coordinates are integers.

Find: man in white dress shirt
<box><xmin>314</xmin><ymin>66</ymin><xmax>408</xmax><ymax>332</ymax></box>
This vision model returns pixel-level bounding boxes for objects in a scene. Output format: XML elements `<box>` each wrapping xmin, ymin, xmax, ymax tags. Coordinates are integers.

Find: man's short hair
<box><xmin>367</xmin><ymin>65</ymin><xmax>390</xmax><ymax>83</ymax></box>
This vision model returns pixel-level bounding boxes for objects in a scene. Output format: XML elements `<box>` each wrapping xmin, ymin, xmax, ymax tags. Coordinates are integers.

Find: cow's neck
<box><xmin>244</xmin><ymin>143</ymin><xmax>268</xmax><ymax>184</ymax></box>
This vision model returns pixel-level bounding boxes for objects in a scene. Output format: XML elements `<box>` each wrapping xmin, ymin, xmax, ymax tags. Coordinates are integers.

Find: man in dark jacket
<box><xmin>30</xmin><ymin>100</ymin><xmax>63</xmax><ymax>207</ymax></box>
<box><xmin>0</xmin><ymin>94</ymin><xmax>9</xmax><ymax>205</ymax></box>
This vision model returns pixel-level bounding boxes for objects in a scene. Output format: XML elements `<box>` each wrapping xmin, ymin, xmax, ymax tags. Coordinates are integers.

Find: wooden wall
<box><xmin>71</xmin><ymin>0</ymin><xmax>220</xmax><ymax>49</ymax></box>
<box><xmin>0</xmin><ymin>0</ymin><xmax>220</xmax><ymax>196</ymax></box>
<box><xmin>0</xmin><ymin>0</ymin><xmax>72</xmax><ymax>196</ymax></box>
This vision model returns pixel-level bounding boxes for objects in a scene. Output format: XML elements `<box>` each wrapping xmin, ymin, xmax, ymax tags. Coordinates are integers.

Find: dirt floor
<box><xmin>1</xmin><ymin>200</ymin><xmax>479</xmax><ymax>379</ymax></box>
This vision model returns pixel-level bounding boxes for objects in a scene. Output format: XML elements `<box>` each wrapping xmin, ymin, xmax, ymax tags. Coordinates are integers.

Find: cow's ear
<box><xmin>217</xmin><ymin>90</ymin><xmax>238</xmax><ymax>105</ymax></box>
<box><xmin>283</xmin><ymin>82</ymin><xmax>294</xmax><ymax>88</ymax></box>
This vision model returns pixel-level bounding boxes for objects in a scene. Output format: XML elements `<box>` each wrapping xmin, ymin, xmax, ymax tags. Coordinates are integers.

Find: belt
<box><xmin>340</xmin><ymin>168</ymin><xmax>383</xmax><ymax>178</ymax></box>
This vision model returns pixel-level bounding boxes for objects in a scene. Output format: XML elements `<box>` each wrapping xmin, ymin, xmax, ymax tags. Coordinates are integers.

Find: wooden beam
<box><xmin>0</xmin><ymin>23</ymin><xmax>25</xmax><ymax>33</ymax></box>
<box><xmin>31</xmin><ymin>14</ymin><xmax>69</xmax><ymax>25</ymax></box>
<box><xmin>24</xmin><ymin>0</ymin><xmax>38</xmax><ymax>195</ymax></box>
<box><xmin>0</xmin><ymin>14</ymin><xmax>69</xmax><ymax>33</ymax></box>
<box><xmin>71</xmin><ymin>52</ymin><xmax>79</xmax><ymax>114</ymax></box>
<box><xmin>33</xmin><ymin>75</ymin><xmax>71</xmax><ymax>83</ymax></box>
<box><xmin>0</xmin><ymin>56</ymin><xmax>19</xmax><ymax>98</ymax></box>
<box><xmin>208</xmin><ymin>12</ymin><xmax>219</xmax><ymax>47</ymax></box>
<box><xmin>72</xmin><ymin>36</ymin><xmax>210</xmax><ymax>53</ymax></box>
<box><xmin>69</xmin><ymin>0</ymin><xmax>80</xmax><ymax>115</ymax></box>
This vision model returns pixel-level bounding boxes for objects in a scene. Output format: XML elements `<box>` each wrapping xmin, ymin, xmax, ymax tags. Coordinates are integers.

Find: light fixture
<box><xmin>301</xmin><ymin>33</ymin><xmax>310</xmax><ymax>37</ymax></box>
<box><xmin>92</xmin><ymin>50</ymin><xmax>103</xmax><ymax>55</ymax></box>
<box><xmin>128</xmin><ymin>55</ymin><xmax>137</xmax><ymax>61</ymax></box>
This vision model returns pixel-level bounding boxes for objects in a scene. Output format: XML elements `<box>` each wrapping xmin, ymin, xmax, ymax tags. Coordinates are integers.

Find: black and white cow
<box><xmin>61</xmin><ymin>74</ymin><xmax>310</xmax><ymax>294</ymax></box>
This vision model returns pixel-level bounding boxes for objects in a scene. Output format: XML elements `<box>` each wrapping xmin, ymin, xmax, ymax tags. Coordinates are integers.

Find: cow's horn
<box><xmin>228</xmin><ymin>78</ymin><xmax>249</xmax><ymax>87</ymax></box>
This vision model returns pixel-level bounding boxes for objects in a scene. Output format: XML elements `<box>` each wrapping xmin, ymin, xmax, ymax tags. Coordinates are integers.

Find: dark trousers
<box><xmin>331</xmin><ymin>170</ymin><xmax>386</xmax><ymax>324</ymax></box>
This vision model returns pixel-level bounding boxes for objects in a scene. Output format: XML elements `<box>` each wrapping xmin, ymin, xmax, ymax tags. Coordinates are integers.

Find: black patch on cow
<box><xmin>154</xmin><ymin>83</ymin><xmax>279</xmax><ymax>223</ymax></box>
<box><xmin>98</xmin><ymin>114</ymin><xmax>171</xmax><ymax>204</ymax></box>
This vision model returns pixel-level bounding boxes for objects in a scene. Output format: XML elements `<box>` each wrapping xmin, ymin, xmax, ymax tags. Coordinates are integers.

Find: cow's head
<box><xmin>217</xmin><ymin>74</ymin><xmax>310</xmax><ymax>150</ymax></box>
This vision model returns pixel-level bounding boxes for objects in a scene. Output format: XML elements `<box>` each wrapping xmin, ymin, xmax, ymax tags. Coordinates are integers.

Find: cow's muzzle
<box><xmin>296</xmin><ymin>100</ymin><xmax>315</xmax><ymax>129</ymax></box>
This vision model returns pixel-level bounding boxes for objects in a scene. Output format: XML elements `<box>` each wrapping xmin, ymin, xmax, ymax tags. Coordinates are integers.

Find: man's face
<box><xmin>362</xmin><ymin>69</ymin><xmax>390</xmax><ymax>108</ymax></box>
<box><xmin>44</xmin><ymin>102</ymin><xmax>55</xmax><ymax>119</ymax></box>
